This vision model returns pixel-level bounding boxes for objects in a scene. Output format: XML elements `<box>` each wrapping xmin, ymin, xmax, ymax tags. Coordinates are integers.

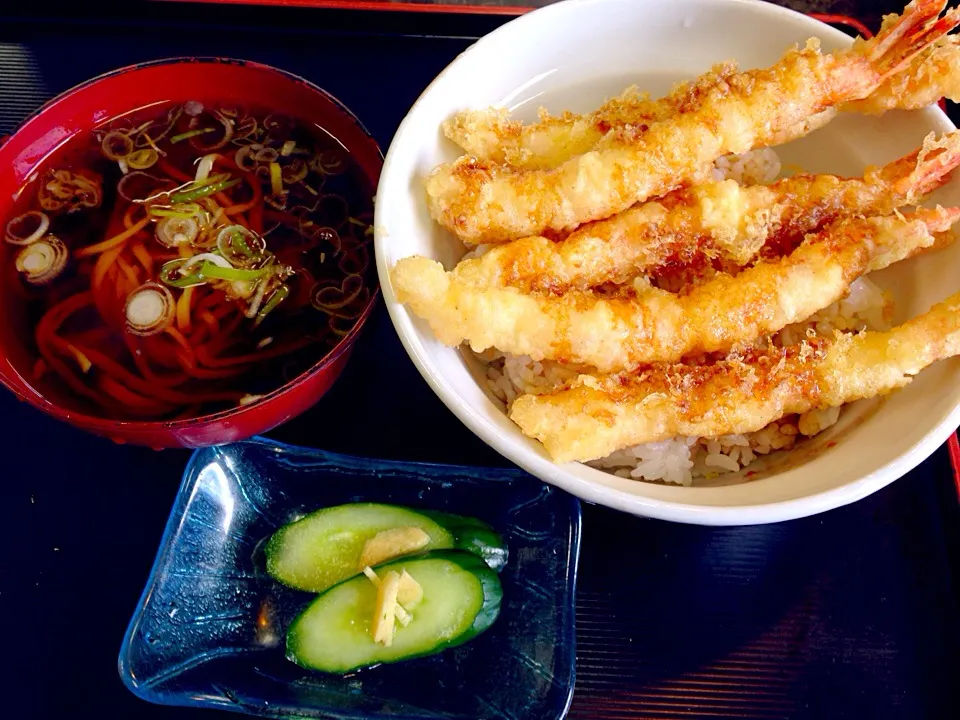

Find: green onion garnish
<box><xmin>196</xmin><ymin>262</ymin><xmax>268</xmax><ymax>282</ymax></box>
<box><xmin>159</xmin><ymin>259</ymin><xmax>205</xmax><ymax>288</ymax></box>
<box><xmin>170</xmin><ymin>176</ymin><xmax>240</xmax><ymax>203</ymax></box>
<box><xmin>171</xmin><ymin>127</ymin><xmax>216</xmax><ymax>144</ymax></box>
<box><xmin>255</xmin><ymin>285</ymin><xmax>290</xmax><ymax>326</ymax></box>
<box><xmin>149</xmin><ymin>202</ymin><xmax>204</xmax><ymax>218</ymax></box>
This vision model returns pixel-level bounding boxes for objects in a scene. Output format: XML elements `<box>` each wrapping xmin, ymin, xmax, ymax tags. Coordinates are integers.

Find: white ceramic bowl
<box><xmin>374</xmin><ymin>0</ymin><xmax>960</xmax><ymax>525</ymax></box>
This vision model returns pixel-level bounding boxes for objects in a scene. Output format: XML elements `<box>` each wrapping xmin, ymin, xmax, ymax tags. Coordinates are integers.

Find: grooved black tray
<box><xmin>2</xmin><ymin>3</ymin><xmax>959</xmax><ymax>719</ymax></box>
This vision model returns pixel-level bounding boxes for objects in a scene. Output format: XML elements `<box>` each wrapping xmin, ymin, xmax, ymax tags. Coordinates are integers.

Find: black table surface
<box><xmin>3</xmin><ymin>2</ymin><xmax>960</xmax><ymax>719</ymax></box>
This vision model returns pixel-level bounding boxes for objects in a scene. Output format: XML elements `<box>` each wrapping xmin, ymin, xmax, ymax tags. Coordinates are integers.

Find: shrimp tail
<box><xmin>879</xmin><ymin>131</ymin><xmax>960</xmax><ymax>201</ymax></box>
<box><xmin>868</xmin><ymin>0</ymin><xmax>960</xmax><ymax>78</ymax></box>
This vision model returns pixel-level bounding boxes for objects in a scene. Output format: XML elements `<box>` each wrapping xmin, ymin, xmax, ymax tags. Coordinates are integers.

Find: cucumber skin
<box><xmin>286</xmin><ymin>550</ymin><xmax>503</xmax><ymax>674</ymax></box>
<box><xmin>422</xmin><ymin>510</ymin><xmax>509</xmax><ymax>573</ymax></box>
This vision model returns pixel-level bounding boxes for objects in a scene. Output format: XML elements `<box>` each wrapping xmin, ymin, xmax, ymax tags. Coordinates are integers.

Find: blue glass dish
<box><xmin>118</xmin><ymin>437</ymin><xmax>581</xmax><ymax>720</ymax></box>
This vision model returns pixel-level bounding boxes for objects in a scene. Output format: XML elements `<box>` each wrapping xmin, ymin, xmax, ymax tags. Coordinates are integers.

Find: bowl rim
<box><xmin>0</xmin><ymin>56</ymin><xmax>382</xmax><ymax>433</ymax></box>
<box><xmin>375</xmin><ymin>0</ymin><xmax>960</xmax><ymax>525</ymax></box>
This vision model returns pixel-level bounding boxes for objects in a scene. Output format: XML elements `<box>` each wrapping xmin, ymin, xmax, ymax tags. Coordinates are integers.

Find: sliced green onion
<box><xmin>254</xmin><ymin>284</ymin><xmax>290</xmax><ymax>326</ymax></box>
<box><xmin>159</xmin><ymin>259</ymin><xmax>205</xmax><ymax>288</ymax></box>
<box><xmin>269</xmin><ymin>162</ymin><xmax>284</xmax><ymax>196</ymax></box>
<box><xmin>149</xmin><ymin>202</ymin><xmax>204</xmax><ymax>219</ymax></box>
<box><xmin>254</xmin><ymin>147</ymin><xmax>279</xmax><ymax>164</ymax></box>
<box><xmin>235</xmin><ymin>146</ymin><xmax>257</xmax><ymax>171</ymax></box>
<box><xmin>16</xmin><ymin>235</ymin><xmax>68</xmax><ymax>285</ymax></box>
<box><xmin>281</xmin><ymin>158</ymin><xmax>308</xmax><ymax>185</ymax></box>
<box><xmin>216</xmin><ymin>225</ymin><xmax>265</xmax><ymax>267</ymax></box>
<box><xmin>127</xmin><ymin>148</ymin><xmax>159</xmax><ymax>170</ymax></box>
<box><xmin>156</xmin><ymin>216</ymin><xmax>200</xmax><ymax>248</ymax></box>
<box><xmin>197</xmin><ymin>261</ymin><xmax>269</xmax><ymax>282</ymax></box>
<box><xmin>190</xmin><ymin>111</ymin><xmax>234</xmax><ymax>151</ymax></box>
<box><xmin>312</xmin><ymin>273</ymin><xmax>364</xmax><ymax>311</ymax></box>
<box><xmin>170</xmin><ymin>176</ymin><xmax>240</xmax><ymax>203</ymax></box>
<box><xmin>171</xmin><ymin>127</ymin><xmax>215</xmax><ymax>144</ymax></box>
<box><xmin>125</xmin><ymin>282</ymin><xmax>174</xmax><ymax>336</ymax></box>
<box><xmin>234</xmin><ymin>116</ymin><xmax>257</xmax><ymax>140</ymax></box>
<box><xmin>182</xmin><ymin>252</ymin><xmax>232</xmax><ymax>273</ymax></box>
<box><xmin>313</xmin><ymin>150</ymin><xmax>345</xmax><ymax>175</ymax></box>
<box><xmin>264</xmin><ymin>193</ymin><xmax>287</xmax><ymax>211</ymax></box>
<box><xmin>195</xmin><ymin>154</ymin><xmax>218</xmax><ymax>183</ymax></box>
<box><xmin>102</xmin><ymin>131</ymin><xmax>134</xmax><ymax>161</ymax></box>
<box><xmin>281</xmin><ymin>140</ymin><xmax>297</xmax><ymax>157</ymax></box>
<box><xmin>6</xmin><ymin>211</ymin><xmax>50</xmax><ymax>246</ymax></box>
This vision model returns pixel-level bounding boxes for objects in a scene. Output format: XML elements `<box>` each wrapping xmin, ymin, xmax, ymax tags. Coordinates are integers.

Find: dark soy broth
<box><xmin>2</xmin><ymin>100</ymin><xmax>375</xmax><ymax>421</ymax></box>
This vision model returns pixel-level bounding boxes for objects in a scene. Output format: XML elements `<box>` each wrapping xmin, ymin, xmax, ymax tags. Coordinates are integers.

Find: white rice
<box><xmin>712</xmin><ymin>148</ymin><xmax>782</xmax><ymax>185</ymax></box>
<box><xmin>474</xmin><ymin>148</ymin><xmax>891</xmax><ymax>486</ymax></box>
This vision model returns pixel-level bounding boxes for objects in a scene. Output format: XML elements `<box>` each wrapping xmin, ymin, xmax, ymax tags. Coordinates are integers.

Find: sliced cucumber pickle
<box><xmin>423</xmin><ymin>510</ymin><xmax>508</xmax><ymax>572</ymax></box>
<box><xmin>266</xmin><ymin>503</ymin><xmax>454</xmax><ymax>593</ymax></box>
<box><xmin>287</xmin><ymin>551</ymin><xmax>503</xmax><ymax>674</ymax></box>
<box><xmin>266</xmin><ymin>503</ymin><xmax>509</xmax><ymax>592</ymax></box>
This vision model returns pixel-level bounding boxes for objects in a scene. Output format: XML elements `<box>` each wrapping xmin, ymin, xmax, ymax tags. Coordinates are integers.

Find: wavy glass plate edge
<box><xmin>117</xmin><ymin>436</ymin><xmax>582</xmax><ymax>720</ymax></box>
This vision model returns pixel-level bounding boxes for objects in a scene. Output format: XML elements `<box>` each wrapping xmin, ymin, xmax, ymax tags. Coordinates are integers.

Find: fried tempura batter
<box><xmin>392</xmin><ymin>208</ymin><xmax>959</xmax><ymax>371</ymax></box>
<box><xmin>443</xmin><ymin>63</ymin><xmax>739</xmax><ymax>171</ymax></box>
<box><xmin>843</xmin><ymin>32</ymin><xmax>960</xmax><ymax>114</ymax></box>
<box><xmin>510</xmin><ymin>291</ymin><xmax>960</xmax><ymax>463</ymax></box>
<box><xmin>427</xmin><ymin>0</ymin><xmax>959</xmax><ymax>244</ymax></box>
<box><xmin>451</xmin><ymin>132</ymin><xmax>960</xmax><ymax>293</ymax></box>
<box><xmin>447</xmin><ymin>34</ymin><xmax>960</xmax><ymax>173</ymax></box>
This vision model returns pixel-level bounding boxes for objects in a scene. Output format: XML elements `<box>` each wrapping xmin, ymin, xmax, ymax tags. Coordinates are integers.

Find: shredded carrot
<box><xmin>179</xmin><ymin>353</ymin><xmax>247</xmax><ymax>380</ymax></box>
<box><xmin>98</xmin><ymin>374</ymin><xmax>174</xmax><ymax>411</ymax></box>
<box><xmin>76</xmin><ymin>215</ymin><xmax>150</xmax><ymax>258</ymax></box>
<box><xmin>32</xmin><ymin>358</ymin><xmax>47</xmax><ymax>380</ymax></box>
<box><xmin>116</xmin><ymin>254</ymin><xmax>140</xmax><ymax>287</ymax></box>
<box><xmin>65</xmin><ymin>327</ymin><xmax>112</xmax><ymax>347</ymax></box>
<box><xmin>178</xmin><ymin>244</ymin><xmax>195</xmax><ymax>259</ymax></box>
<box><xmin>130</xmin><ymin>239</ymin><xmax>154</xmax><ymax>276</ymax></box>
<box><xmin>213</xmin><ymin>190</ymin><xmax>249</xmax><ymax>229</ymax></box>
<box><xmin>158</xmin><ymin>158</ymin><xmax>193</xmax><ymax>183</ymax></box>
<box><xmin>63</xmin><ymin>343</ymin><xmax>93</xmax><ymax>373</ymax></box>
<box><xmin>123</xmin><ymin>203</ymin><xmax>144</xmax><ymax>230</ymax></box>
<box><xmin>176</xmin><ymin>287</ymin><xmax>194</xmax><ymax>331</ymax></box>
<box><xmin>213</xmin><ymin>153</ymin><xmax>242</xmax><ymax>172</ymax></box>
<box><xmin>37</xmin><ymin>337</ymin><xmax>104</xmax><ymax>405</ymax></box>
<box><xmin>71</xmin><ymin>342</ymin><xmax>241</xmax><ymax>404</ymax></box>
<box><xmin>196</xmin><ymin>337</ymin><xmax>314</xmax><ymax>368</ymax></box>
<box><xmin>34</xmin><ymin>293</ymin><xmax>103</xmax><ymax>404</ymax></box>
<box><xmin>198</xmin><ymin>310</ymin><xmax>220</xmax><ymax>336</ymax></box>
<box><xmin>165</xmin><ymin>325</ymin><xmax>195</xmax><ymax>361</ymax></box>
<box><xmin>38</xmin><ymin>291</ymin><xmax>93</xmax><ymax>335</ymax></box>
<box><xmin>225</xmin><ymin>173</ymin><xmax>263</xmax><ymax>217</ymax></box>
<box><xmin>123</xmin><ymin>335</ymin><xmax>189</xmax><ymax>388</ymax></box>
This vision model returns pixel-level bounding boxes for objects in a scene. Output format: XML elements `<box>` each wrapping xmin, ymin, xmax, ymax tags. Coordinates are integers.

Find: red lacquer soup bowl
<box><xmin>0</xmin><ymin>58</ymin><xmax>382</xmax><ymax>448</ymax></box>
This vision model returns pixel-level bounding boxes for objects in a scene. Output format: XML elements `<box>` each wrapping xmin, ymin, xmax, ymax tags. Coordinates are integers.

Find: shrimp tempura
<box><xmin>843</xmin><ymin>31</ymin><xmax>960</xmax><ymax>114</ymax></box>
<box><xmin>452</xmin><ymin>132</ymin><xmax>960</xmax><ymax>293</ymax></box>
<box><xmin>391</xmin><ymin>208</ymin><xmax>959</xmax><ymax>372</ymax></box>
<box><xmin>443</xmin><ymin>63</ymin><xmax>738</xmax><ymax>171</ymax></box>
<box><xmin>447</xmin><ymin>33</ymin><xmax>960</xmax><ymax>173</ymax></box>
<box><xmin>427</xmin><ymin>0</ymin><xmax>960</xmax><ymax>244</ymax></box>
<box><xmin>510</xmin><ymin>290</ymin><xmax>960</xmax><ymax>463</ymax></box>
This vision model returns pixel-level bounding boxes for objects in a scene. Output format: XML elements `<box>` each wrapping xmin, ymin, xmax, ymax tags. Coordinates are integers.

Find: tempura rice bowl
<box><xmin>375</xmin><ymin>0</ymin><xmax>960</xmax><ymax>524</ymax></box>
